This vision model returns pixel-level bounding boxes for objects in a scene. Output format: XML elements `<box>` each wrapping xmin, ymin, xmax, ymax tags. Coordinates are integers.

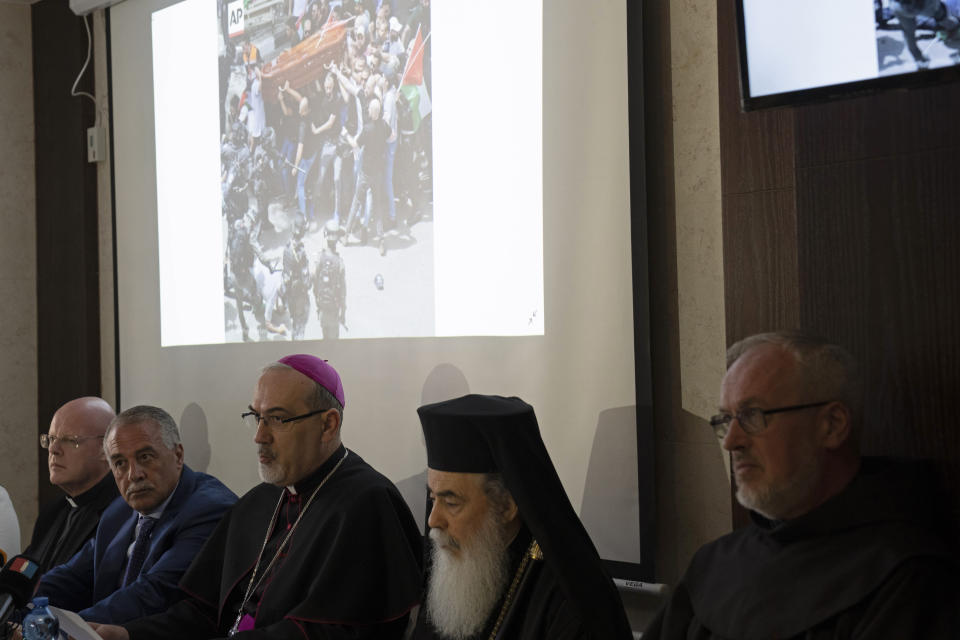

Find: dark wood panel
<box><xmin>796</xmin><ymin>149</ymin><xmax>960</xmax><ymax>534</ymax></box>
<box><xmin>796</xmin><ymin>82</ymin><xmax>960</xmax><ymax>169</ymax></box>
<box><xmin>794</xmin><ymin>163</ymin><xmax>873</xmax><ymax>359</ymax></box>
<box><xmin>33</xmin><ymin>0</ymin><xmax>102</xmax><ymax>505</ymax></box>
<box><xmin>721</xmin><ymin>189</ymin><xmax>800</xmax><ymax>344</ymax></box>
<box><xmin>799</xmin><ymin>152</ymin><xmax>960</xmax><ymax>439</ymax></box>
<box><xmin>717</xmin><ymin>0</ymin><xmax>795</xmax><ymax>196</ymax></box>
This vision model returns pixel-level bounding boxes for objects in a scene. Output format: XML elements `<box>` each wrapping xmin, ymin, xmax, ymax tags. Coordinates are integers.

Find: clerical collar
<box><xmin>286</xmin><ymin>444</ymin><xmax>347</xmax><ymax>496</ymax></box>
<box><xmin>64</xmin><ymin>471</ymin><xmax>115</xmax><ymax>509</ymax></box>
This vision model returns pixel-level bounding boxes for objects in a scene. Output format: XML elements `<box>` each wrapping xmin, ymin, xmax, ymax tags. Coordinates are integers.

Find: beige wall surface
<box><xmin>93</xmin><ymin>10</ymin><xmax>116</xmax><ymax>408</ymax></box>
<box><xmin>0</xmin><ymin>3</ymin><xmax>39</xmax><ymax>548</ymax></box>
<box><xmin>647</xmin><ymin>0</ymin><xmax>731</xmax><ymax>584</ymax></box>
<box><xmin>670</xmin><ymin>0</ymin><xmax>727</xmax><ymax>422</ymax></box>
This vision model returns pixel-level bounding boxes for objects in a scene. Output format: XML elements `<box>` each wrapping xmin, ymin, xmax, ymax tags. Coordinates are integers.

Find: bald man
<box><xmin>24</xmin><ymin>397</ymin><xmax>120</xmax><ymax>574</ymax></box>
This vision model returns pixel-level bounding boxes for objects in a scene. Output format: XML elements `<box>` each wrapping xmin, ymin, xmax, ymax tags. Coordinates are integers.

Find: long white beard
<box><xmin>425</xmin><ymin>512</ymin><xmax>511</xmax><ymax>639</ymax></box>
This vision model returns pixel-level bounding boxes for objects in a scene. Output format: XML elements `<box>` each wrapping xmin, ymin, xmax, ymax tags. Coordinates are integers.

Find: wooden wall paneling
<box><xmin>797</xmin><ymin>83</ymin><xmax>960</xmax><ymax>169</ymax></box>
<box><xmin>796</xmin><ymin>100</ymin><xmax>960</xmax><ymax>540</ymax></box>
<box><xmin>794</xmin><ymin>161</ymin><xmax>872</xmax><ymax>362</ymax></box>
<box><xmin>721</xmin><ymin>190</ymin><xmax>800</xmax><ymax>343</ymax></box>
<box><xmin>32</xmin><ymin>0</ymin><xmax>102</xmax><ymax>505</ymax></box>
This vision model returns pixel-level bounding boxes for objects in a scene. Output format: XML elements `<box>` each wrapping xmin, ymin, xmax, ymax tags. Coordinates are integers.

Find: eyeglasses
<box><xmin>40</xmin><ymin>434</ymin><xmax>105</xmax><ymax>449</ymax></box>
<box><xmin>240</xmin><ymin>408</ymin><xmax>329</xmax><ymax>431</ymax></box>
<box><xmin>709</xmin><ymin>401</ymin><xmax>832</xmax><ymax>439</ymax></box>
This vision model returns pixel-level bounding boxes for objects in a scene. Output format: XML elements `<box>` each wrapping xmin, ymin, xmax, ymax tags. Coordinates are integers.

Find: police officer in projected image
<box><xmin>889</xmin><ymin>0</ymin><xmax>960</xmax><ymax>67</ymax></box>
<box><xmin>644</xmin><ymin>331</ymin><xmax>960</xmax><ymax>639</ymax></box>
<box><xmin>92</xmin><ymin>355</ymin><xmax>422</xmax><ymax>640</ymax></box>
<box><xmin>313</xmin><ymin>220</ymin><xmax>347</xmax><ymax>340</ymax></box>
<box><xmin>35</xmin><ymin>406</ymin><xmax>236</xmax><ymax>624</ymax></box>
<box><xmin>225</xmin><ymin>216</ymin><xmax>287</xmax><ymax>342</ymax></box>
<box><xmin>413</xmin><ymin>395</ymin><xmax>633</xmax><ymax>640</ymax></box>
<box><xmin>24</xmin><ymin>398</ymin><xmax>119</xmax><ymax>577</ymax></box>
<box><xmin>250</xmin><ymin>124</ymin><xmax>283</xmax><ymax>238</ymax></box>
<box><xmin>280</xmin><ymin>219</ymin><xmax>312</xmax><ymax>341</ymax></box>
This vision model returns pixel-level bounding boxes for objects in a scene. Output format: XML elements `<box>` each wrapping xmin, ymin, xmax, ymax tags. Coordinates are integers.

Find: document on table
<box><xmin>47</xmin><ymin>606</ymin><xmax>103</xmax><ymax>640</ymax></box>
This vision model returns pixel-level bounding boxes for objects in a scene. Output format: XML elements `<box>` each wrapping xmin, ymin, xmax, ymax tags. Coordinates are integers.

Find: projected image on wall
<box><xmin>153</xmin><ymin>0</ymin><xmax>542</xmax><ymax>346</ymax></box>
<box><xmin>875</xmin><ymin>0</ymin><xmax>960</xmax><ymax>76</ymax></box>
<box><xmin>218</xmin><ymin>0</ymin><xmax>434</xmax><ymax>342</ymax></box>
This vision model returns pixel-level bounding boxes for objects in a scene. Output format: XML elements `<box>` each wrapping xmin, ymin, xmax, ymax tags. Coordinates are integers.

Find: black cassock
<box><xmin>414</xmin><ymin>395</ymin><xmax>633</xmax><ymax>640</ymax></box>
<box><xmin>23</xmin><ymin>472</ymin><xmax>119</xmax><ymax>573</ymax></box>
<box><xmin>645</xmin><ymin>457</ymin><xmax>959</xmax><ymax>639</ymax></box>
<box><xmin>123</xmin><ymin>445</ymin><xmax>423</xmax><ymax>640</ymax></box>
<box><xmin>413</xmin><ymin>525</ymin><xmax>596</xmax><ymax>640</ymax></box>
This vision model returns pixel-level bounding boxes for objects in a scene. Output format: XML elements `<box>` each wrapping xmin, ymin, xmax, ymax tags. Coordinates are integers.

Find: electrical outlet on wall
<box><xmin>87</xmin><ymin>126</ymin><xmax>107</xmax><ymax>163</ymax></box>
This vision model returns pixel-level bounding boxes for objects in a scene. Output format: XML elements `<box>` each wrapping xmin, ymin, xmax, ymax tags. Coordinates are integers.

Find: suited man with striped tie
<box><xmin>35</xmin><ymin>406</ymin><xmax>236</xmax><ymax>624</ymax></box>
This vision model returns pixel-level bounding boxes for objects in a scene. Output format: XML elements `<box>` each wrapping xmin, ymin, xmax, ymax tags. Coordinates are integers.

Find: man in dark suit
<box><xmin>35</xmin><ymin>405</ymin><xmax>237</xmax><ymax>624</ymax></box>
<box><xmin>24</xmin><ymin>397</ymin><xmax>119</xmax><ymax>574</ymax></box>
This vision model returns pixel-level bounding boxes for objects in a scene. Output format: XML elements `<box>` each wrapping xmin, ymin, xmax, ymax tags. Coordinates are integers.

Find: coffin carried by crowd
<box><xmin>262</xmin><ymin>20</ymin><xmax>348</xmax><ymax>102</ymax></box>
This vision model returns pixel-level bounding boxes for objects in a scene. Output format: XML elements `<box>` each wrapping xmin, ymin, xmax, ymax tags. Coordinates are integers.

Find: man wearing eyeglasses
<box><xmin>23</xmin><ymin>397</ymin><xmax>119</xmax><ymax>575</ymax></box>
<box><xmin>644</xmin><ymin>331</ymin><xmax>957</xmax><ymax>639</ymax></box>
<box><xmin>34</xmin><ymin>405</ymin><xmax>237</xmax><ymax>624</ymax></box>
<box><xmin>93</xmin><ymin>354</ymin><xmax>422</xmax><ymax>640</ymax></box>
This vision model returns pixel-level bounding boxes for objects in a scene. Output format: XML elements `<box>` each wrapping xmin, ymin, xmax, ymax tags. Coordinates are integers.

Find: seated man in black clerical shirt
<box><xmin>94</xmin><ymin>354</ymin><xmax>422</xmax><ymax>640</ymax></box>
<box><xmin>644</xmin><ymin>331</ymin><xmax>960</xmax><ymax>639</ymax></box>
<box><xmin>24</xmin><ymin>397</ymin><xmax>119</xmax><ymax>576</ymax></box>
<box><xmin>412</xmin><ymin>395</ymin><xmax>633</xmax><ymax>640</ymax></box>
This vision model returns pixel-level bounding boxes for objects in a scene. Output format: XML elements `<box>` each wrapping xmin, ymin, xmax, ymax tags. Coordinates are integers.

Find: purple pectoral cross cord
<box><xmin>229</xmin><ymin>613</ymin><xmax>256</xmax><ymax>635</ymax></box>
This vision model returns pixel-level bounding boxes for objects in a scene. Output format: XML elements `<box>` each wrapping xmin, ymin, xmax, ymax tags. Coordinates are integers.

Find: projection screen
<box><xmin>109</xmin><ymin>0</ymin><xmax>648</xmax><ymax>574</ymax></box>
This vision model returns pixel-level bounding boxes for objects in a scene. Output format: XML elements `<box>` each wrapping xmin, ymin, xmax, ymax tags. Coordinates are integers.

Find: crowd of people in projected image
<box><xmin>876</xmin><ymin>0</ymin><xmax>960</xmax><ymax>74</ymax></box>
<box><xmin>217</xmin><ymin>0</ymin><xmax>432</xmax><ymax>343</ymax></box>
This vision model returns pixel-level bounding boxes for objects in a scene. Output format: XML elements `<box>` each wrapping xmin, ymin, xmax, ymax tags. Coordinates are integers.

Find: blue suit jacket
<box><xmin>37</xmin><ymin>465</ymin><xmax>237</xmax><ymax>624</ymax></box>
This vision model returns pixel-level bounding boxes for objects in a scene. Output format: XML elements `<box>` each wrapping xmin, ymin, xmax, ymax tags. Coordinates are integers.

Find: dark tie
<box><xmin>122</xmin><ymin>516</ymin><xmax>157</xmax><ymax>587</ymax></box>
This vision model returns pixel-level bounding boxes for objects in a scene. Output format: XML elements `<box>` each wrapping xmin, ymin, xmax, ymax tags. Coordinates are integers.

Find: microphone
<box><xmin>0</xmin><ymin>555</ymin><xmax>42</xmax><ymax>626</ymax></box>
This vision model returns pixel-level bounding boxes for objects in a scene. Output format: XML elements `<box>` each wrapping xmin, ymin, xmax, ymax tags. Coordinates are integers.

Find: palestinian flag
<box><xmin>400</xmin><ymin>25</ymin><xmax>431</xmax><ymax>132</ymax></box>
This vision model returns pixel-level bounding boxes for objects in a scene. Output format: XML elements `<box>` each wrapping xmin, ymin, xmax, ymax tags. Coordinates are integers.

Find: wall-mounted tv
<box><xmin>737</xmin><ymin>0</ymin><xmax>960</xmax><ymax>110</ymax></box>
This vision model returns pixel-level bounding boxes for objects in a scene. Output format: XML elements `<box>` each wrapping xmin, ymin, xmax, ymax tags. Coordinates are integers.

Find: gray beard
<box><xmin>425</xmin><ymin>513</ymin><xmax>512</xmax><ymax>640</ymax></box>
<box><xmin>258</xmin><ymin>461</ymin><xmax>285</xmax><ymax>485</ymax></box>
<box><xmin>736</xmin><ymin>449</ymin><xmax>823</xmax><ymax>520</ymax></box>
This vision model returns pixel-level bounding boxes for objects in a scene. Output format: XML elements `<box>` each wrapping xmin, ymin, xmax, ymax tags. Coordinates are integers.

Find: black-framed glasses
<box><xmin>240</xmin><ymin>408</ymin><xmax>329</xmax><ymax>431</ymax></box>
<box><xmin>709</xmin><ymin>401</ymin><xmax>832</xmax><ymax>439</ymax></box>
<box><xmin>40</xmin><ymin>434</ymin><xmax>105</xmax><ymax>449</ymax></box>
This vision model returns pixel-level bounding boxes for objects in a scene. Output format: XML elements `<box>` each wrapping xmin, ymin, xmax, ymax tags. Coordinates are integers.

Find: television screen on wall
<box><xmin>737</xmin><ymin>0</ymin><xmax>960</xmax><ymax>109</ymax></box>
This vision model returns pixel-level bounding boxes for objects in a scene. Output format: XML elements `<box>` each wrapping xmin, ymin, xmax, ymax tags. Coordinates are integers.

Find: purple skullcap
<box><xmin>277</xmin><ymin>354</ymin><xmax>345</xmax><ymax>408</ymax></box>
